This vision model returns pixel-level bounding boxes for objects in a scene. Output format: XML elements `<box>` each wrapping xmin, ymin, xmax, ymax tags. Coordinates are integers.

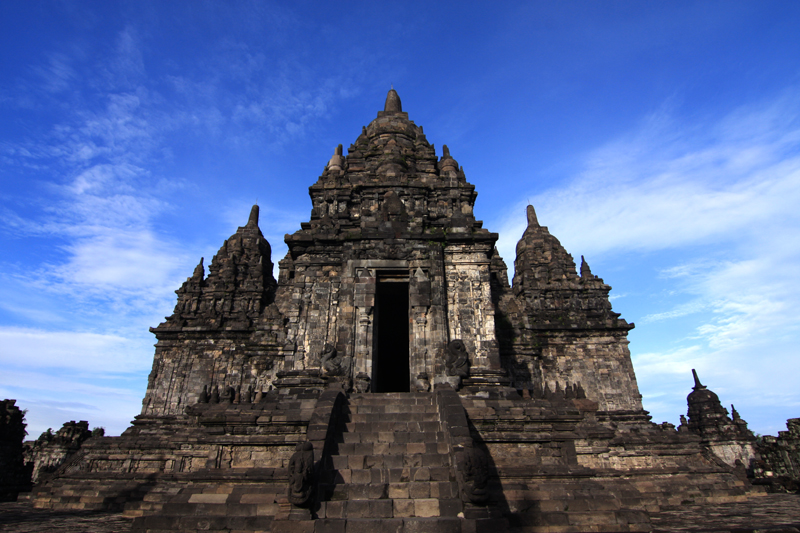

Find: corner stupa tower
<box><xmin>141</xmin><ymin>88</ymin><xmax>645</xmax><ymax>421</ymax></box>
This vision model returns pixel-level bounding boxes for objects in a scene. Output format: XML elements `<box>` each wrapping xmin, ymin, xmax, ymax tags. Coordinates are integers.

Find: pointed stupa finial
<box><xmin>691</xmin><ymin>369</ymin><xmax>706</xmax><ymax>390</ymax></box>
<box><xmin>580</xmin><ymin>255</ymin><xmax>593</xmax><ymax>279</ymax></box>
<box><xmin>327</xmin><ymin>144</ymin><xmax>345</xmax><ymax>171</ymax></box>
<box><xmin>191</xmin><ymin>257</ymin><xmax>205</xmax><ymax>281</ymax></box>
<box><xmin>526</xmin><ymin>205</ymin><xmax>539</xmax><ymax>226</ymax></box>
<box><xmin>384</xmin><ymin>88</ymin><xmax>402</xmax><ymax>113</ymax></box>
<box><xmin>247</xmin><ymin>204</ymin><xmax>259</xmax><ymax>227</ymax></box>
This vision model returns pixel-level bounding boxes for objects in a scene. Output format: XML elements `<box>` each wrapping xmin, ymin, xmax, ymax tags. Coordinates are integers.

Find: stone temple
<box><xmin>28</xmin><ymin>90</ymin><xmax>777</xmax><ymax>532</ymax></box>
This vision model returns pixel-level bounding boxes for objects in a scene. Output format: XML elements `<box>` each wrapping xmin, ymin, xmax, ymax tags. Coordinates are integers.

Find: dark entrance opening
<box><xmin>373</xmin><ymin>278</ymin><xmax>410</xmax><ymax>392</ymax></box>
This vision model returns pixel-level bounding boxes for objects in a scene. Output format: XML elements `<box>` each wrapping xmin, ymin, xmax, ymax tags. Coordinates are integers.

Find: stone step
<box><xmin>326</xmin><ymin>469</ymin><xmax>454</xmax><ymax>486</ymax></box>
<box><xmin>330</xmin><ymin>441</ymin><xmax>450</xmax><ymax>456</ymax></box>
<box><xmin>161</xmin><ymin>488</ymin><xmax>286</xmax><ymax>504</ymax></box>
<box><xmin>322</xmin><ymin>465</ymin><xmax>455</xmax><ymax>485</ymax></box>
<box><xmin>348</xmin><ymin>394</ymin><xmax>435</xmax><ymax>405</ymax></box>
<box><xmin>348</xmin><ymin>403</ymin><xmax>437</xmax><ymax>413</ymax></box>
<box><xmin>129</xmin><ymin>482</ymin><xmax>293</xmax><ymax>531</ymax></box>
<box><xmin>31</xmin><ymin>479</ymin><xmax>152</xmax><ymax>511</ymax></box>
<box><xmin>321</xmin><ymin>480</ymin><xmax>459</xmax><ymax>500</ymax></box>
<box><xmin>337</xmin><ymin>430</ymin><xmax>445</xmax><ymax>444</ymax></box>
<box><xmin>346</xmin><ymin>412</ymin><xmax>440</xmax><ymax>423</ymax></box>
<box><xmin>344</xmin><ymin>420</ymin><xmax>441</xmax><ymax>432</ymax></box>
<box><xmin>133</xmin><ymin>513</ymin><xmax>276</xmax><ymax>532</ymax></box>
<box><xmin>317</xmin><ymin>498</ymin><xmax>463</xmax><ymax>520</ymax></box>
<box><xmin>349</xmin><ymin>392</ymin><xmax>433</xmax><ymax>401</ymax></box>
<box><xmin>123</xmin><ymin>484</ymin><xmax>184</xmax><ymax>517</ymax></box>
<box><xmin>329</xmin><ymin>453</ymin><xmax>451</xmax><ymax>471</ymax></box>
<box><xmin>305</xmin><ymin>517</ymin><xmax>470</xmax><ymax>533</ymax></box>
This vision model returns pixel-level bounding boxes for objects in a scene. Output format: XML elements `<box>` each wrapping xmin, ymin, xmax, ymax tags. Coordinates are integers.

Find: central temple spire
<box><xmin>384</xmin><ymin>88</ymin><xmax>402</xmax><ymax>113</ymax></box>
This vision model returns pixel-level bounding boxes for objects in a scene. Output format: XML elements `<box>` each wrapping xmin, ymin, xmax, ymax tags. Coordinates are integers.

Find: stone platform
<box><xmin>28</xmin><ymin>388</ymin><xmax>764</xmax><ymax>532</ymax></box>
<box><xmin>5</xmin><ymin>494</ymin><xmax>800</xmax><ymax>532</ymax></box>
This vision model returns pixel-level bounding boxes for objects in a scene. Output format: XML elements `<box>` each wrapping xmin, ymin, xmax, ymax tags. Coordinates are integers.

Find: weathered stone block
<box><xmin>315</xmin><ymin>518</ymin><xmax>346</xmax><ymax>533</ymax></box>
<box><xmin>392</xmin><ymin>499</ymin><xmax>414</xmax><ymax>518</ymax></box>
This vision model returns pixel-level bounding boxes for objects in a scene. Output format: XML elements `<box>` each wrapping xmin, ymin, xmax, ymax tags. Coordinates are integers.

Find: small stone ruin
<box><xmin>25</xmin><ymin>420</ymin><xmax>93</xmax><ymax>483</ymax></box>
<box><xmin>0</xmin><ymin>399</ymin><xmax>32</xmax><ymax>501</ymax></box>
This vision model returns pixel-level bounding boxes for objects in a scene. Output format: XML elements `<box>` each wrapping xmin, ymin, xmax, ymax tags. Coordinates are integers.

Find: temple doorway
<box><xmin>372</xmin><ymin>275</ymin><xmax>410</xmax><ymax>392</ymax></box>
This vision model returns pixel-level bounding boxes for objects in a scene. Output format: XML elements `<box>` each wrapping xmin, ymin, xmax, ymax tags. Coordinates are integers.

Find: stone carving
<box><xmin>287</xmin><ymin>441</ymin><xmax>314</xmax><ymax>506</ymax></box>
<box><xmin>198</xmin><ymin>385</ymin><xmax>209</xmax><ymax>403</ymax></box>
<box><xmin>445</xmin><ymin>340</ymin><xmax>470</xmax><ymax>378</ymax></box>
<box><xmin>241</xmin><ymin>385</ymin><xmax>252</xmax><ymax>404</ymax></box>
<box><xmin>381</xmin><ymin>190</ymin><xmax>406</xmax><ymax>219</ymax></box>
<box><xmin>220</xmin><ymin>386</ymin><xmax>235</xmax><ymax>404</ymax></box>
<box><xmin>413</xmin><ymin>372</ymin><xmax>431</xmax><ymax>392</ymax></box>
<box><xmin>354</xmin><ymin>372</ymin><xmax>371</xmax><ymax>393</ymax></box>
<box><xmin>528</xmin><ymin>381</ymin><xmax>587</xmax><ymax>402</ymax></box>
<box><xmin>320</xmin><ymin>343</ymin><xmax>347</xmax><ymax>376</ymax></box>
<box><xmin>457</xmin><ymin>441</ymin><xmax>489</xmax><ymax>505</ymax></box>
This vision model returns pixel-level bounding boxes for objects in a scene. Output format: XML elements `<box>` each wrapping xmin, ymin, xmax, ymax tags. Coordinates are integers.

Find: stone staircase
<box><xmin>130</xmin><ymin>391</ymin><xmax>491</xmax><ymax>532</ymax></box>
<box><xmin>311</xmin><ymin>392</ymin><xmax>466</xmax><ymax>531</ymax></box>
<box><xmin>130</xmin><ymin>477</ymin><xmax>288</xmax><ymax>532</ymax></box>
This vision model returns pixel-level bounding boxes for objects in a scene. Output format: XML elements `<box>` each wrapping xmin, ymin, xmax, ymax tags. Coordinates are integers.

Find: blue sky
<box><xmin>2</xmin><ymin>1</ymin><xmax>799</xmax><ymax>437</ymax></box>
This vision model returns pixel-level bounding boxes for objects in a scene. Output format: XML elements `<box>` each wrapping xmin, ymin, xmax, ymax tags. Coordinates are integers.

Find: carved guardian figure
<box><xmin>445</xmin><ymin>340</ymin><xmax>470</xmax><ymax>378</ymax></box>
<box><xmin>287</xmin><ymin>441</ymin><xmax>314</xmax><ymax>506</ymax></box>
<box><xmin>354</xmin><ymin>372</ymin><xmax>371</xmax><ymax>393</ymax></box>
<box><xmin>320</xmin><ymin>343</ymin><xmax>345</xmax><ymax>376</ymax></box>
<box><xmin>457</xmin><ymin>442</ymin><xmax>489</xmax><ymax>504</ymax></box>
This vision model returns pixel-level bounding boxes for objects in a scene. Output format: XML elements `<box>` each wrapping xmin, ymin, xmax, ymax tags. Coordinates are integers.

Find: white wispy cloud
<box><xmin>495</xmin><ymin>92</ymin><xmax>800</xmax><ymax>261</ymax></box>
<box><xmin>641</xmin><ymin>300</ymin><xmax>707</xmax><ymax>323</ymax></box>
<box><xmin>33</xmin><ymin>53</ymin><xmax>77</xmax><ymax>94</ymax></box>
<box><xmin>0</xmin><ymin>327</ymin><xmax>151</xmax><ymax>374</ymax></box>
